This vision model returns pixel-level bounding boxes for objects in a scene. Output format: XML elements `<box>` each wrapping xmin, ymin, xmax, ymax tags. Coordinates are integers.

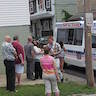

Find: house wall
<box><xmin>0</xmin><ymin>26</ymin><xmax>31</xmax><ymax>74</ymax></box>
<box><xmin>0</xmin><ymin>0</ymin><xmax>31</xmax><ymax>74</ymax></box>
<box><xmin>77</xmin><ymin>0</ymin><xmax>96</xmax><ymax>13</ymax></box>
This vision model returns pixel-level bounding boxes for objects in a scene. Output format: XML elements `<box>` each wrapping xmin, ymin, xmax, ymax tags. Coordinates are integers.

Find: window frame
<box><xmin>57</xmin><ymin>28</ymin><xmax>83</xmax><ymax>46</ymax></box>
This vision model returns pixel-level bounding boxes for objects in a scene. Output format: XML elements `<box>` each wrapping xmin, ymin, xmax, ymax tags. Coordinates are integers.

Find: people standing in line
<box><xmin>59</xmin><ymin>41</ymin><xmax>66</xmax><ymax>73</ymax></box>
<box><xmin>33</xmin><ymin>40</ymin><xmax>43</xmax><ymax>79</ymax></box>
<box><xmin>2</xmin><ymin>35</ymin><xmax>17</xmax><ymax>92</ymax></box>
<box><xmin>24</xmin><ymin>36</ymin><xmax>35</xmax><ymax>80</ymax></box>
<box><xmin>12</xmin><ymin>35</ymin><xmax>24</xmax><ymax>85</ymax></box>
<box><xmin>47</xmin><ymin>36</ymin><xmax>63</xmax><ymax>82</ymax></box>
<box><xmin>40</xmin><ymin>46</ymin><xmax>60</xmax><ymax>96</ymax></box>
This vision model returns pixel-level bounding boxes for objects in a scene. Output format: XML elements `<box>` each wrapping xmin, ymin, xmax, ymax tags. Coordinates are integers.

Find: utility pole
<box><xmin>84</xmin><ymin>0</ymin><xmax>95</xmax><ymax>87</ymax></box>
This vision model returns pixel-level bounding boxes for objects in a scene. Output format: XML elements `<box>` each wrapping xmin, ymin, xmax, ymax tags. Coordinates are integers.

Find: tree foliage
<box><xmin>62</xmin><ymin>9</ymin><xmax>72</xmax><ymax>21</ymax></box>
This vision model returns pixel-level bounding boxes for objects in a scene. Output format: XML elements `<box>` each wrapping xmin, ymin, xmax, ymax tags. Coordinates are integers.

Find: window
<box><xmin>41</xmin><ymin>18</ymin><xmax>52</xmax><ymax>31</ymax></box>
<box><xmin>68</xmin><ymin>29</ymin><xmax>74</xmax><ymax>44</ymax></box>
<box><xmin>74</xmin><ymin>29</ymin><xmax>83</xmax><ymax>45</ymax></box>
<box><xmin>92</xmin><ymin>35</ymin><xmax>96</xmax><ymax>48</ymax></box>
<box><xmin>38</xmin><ymin>0</ymin><xmax>44</xmax><ymax>11</ymax></box>
<box><xmin>41</xmin><ymin>18</ymin><xmax>53</xmax><ymax>36</ymax></box>
<box><xmin>45</xmin><ymin>0</ymin><xmax>51</xmax><ymax>11</ymax></box>
<box><xmin>29</xmin><ymin>0</ymin><xmax>36</xmax><ymax>14</ymax></box>
<box><xmin>57</xmin><ymin>28</ymin><xmax>83</xmax><ymax>46</ymax></box>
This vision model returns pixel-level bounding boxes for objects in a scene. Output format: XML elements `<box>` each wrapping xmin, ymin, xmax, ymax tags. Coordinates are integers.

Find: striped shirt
<box><xmin>47</xmin><ymin>42</ymin><xmax>61</xmax><ymax>58</ymax></box>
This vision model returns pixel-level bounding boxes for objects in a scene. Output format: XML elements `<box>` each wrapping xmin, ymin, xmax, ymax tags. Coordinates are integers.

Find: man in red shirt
<box><xmin>12</xmin><ymin>35</ymin><xmax>24</xmax><ymax>85</ymax></box>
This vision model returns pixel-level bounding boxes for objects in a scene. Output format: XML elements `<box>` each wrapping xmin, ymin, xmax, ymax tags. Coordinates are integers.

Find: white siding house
<box><xmin>0</xmin><ymin>0</ymin><xmax>30</xmax><ymax>26</ymax></box>
<box><xmin>0</xmin><ymin>0</ymin><xmax>31</xmax><ymax>74</ymax></box>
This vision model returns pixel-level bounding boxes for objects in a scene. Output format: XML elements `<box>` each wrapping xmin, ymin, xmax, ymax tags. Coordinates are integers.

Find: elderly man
<box><xmin>24</xmin><ymin>36</ymin><xmax>35</xmax><ymax>80</ymax></box>
<box><xmin>2</xmin><ymin>35</ymin><xmax>17</xmax><ymax>92</ymax></box>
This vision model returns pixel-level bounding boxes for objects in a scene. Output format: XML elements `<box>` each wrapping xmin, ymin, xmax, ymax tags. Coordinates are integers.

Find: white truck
<box><xmin>55</xmin><ymin>21</ymin><xmax>96</xmax><ymax>69</ymax></box>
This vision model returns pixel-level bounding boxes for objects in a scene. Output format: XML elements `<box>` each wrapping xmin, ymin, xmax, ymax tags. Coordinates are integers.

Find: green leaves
<box><xmin>62</xmin><ymin>9</ymin><xmax>72</xmax><ymax>21</ymax></box>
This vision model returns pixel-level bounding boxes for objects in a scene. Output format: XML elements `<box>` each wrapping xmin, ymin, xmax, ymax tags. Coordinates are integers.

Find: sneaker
<box><xmin>15</xmin><ymin>90</ymin><xmax>18</xmax><ymax>92</ymax></box>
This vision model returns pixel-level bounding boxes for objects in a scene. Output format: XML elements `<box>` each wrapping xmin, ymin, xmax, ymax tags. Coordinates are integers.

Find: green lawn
<box><xmin>0</xmin><ymin>82</ymin><xmax>96</xmax><ymax>96</ymax></box>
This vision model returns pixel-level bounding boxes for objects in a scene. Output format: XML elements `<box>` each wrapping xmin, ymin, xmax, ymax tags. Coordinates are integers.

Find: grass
<box><xmin>0</xmin><ymin>82</ymin><xmax>96</xmax><ymax>96</ymax></box>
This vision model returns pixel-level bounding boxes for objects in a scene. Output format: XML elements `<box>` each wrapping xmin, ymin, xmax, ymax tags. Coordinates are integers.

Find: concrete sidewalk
<box><xmin>0</xmin><ymin>73</ymin><xmax>86</xmax><ymax>87</ymax></box>
<box><xmin>0</xmin><ymin>74</ymin><xmax>44</xmax><ymax>87</ymax></box>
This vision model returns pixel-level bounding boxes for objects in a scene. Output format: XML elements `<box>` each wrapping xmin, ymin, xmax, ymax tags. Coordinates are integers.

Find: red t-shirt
<box><xmin>12</xmin><ymin>40</ymin><xmax>24</xmax><ymax>64</ymax></box>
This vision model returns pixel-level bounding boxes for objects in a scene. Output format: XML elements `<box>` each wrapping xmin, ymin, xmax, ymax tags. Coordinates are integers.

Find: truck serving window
<box><xmin>57</xmin><ymin>28</ymin><xmax>83</xmax><ymax>46</ymax></box>
<box><xmin>92</xmin><ymin>35</ymin><xmax>96</xmax><ymax>48</ymax></box>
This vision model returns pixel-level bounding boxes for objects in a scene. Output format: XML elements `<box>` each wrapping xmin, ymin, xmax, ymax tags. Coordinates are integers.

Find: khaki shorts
<box><xmin>43</xmin><ymin>73</ymin><xmax>59</xmax><ymax>94</ymax></box>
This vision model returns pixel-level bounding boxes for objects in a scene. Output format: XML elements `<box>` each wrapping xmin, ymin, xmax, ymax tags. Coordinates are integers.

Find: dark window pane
<box><xmin>57</xmin><ymin>28</ymin><xmax>83</xmax><ymax>46</ymax></box>
<box><xmin>92</xmin><ymin>35</ymin><xmax>96</xmax><ymax>48</ymax></box>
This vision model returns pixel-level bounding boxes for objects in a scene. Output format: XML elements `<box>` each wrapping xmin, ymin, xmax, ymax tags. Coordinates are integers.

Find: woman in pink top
<box><xmin>40</xmin><ymin>46</ymin><xmax>60</xmax><ymax>96</ymax></box>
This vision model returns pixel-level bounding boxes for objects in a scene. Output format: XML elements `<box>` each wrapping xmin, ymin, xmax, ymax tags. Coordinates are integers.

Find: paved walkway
<box><xmin>0</xmin><ymin>74</ymin><xmax>44</xmax><ymax>87</ymax></box>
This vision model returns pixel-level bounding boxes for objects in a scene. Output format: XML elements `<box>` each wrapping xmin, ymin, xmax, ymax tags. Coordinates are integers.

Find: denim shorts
<box><xmin>15</xmin><ymin>64</ymin><xmax>24</xmax><ymax>74</ymax></box>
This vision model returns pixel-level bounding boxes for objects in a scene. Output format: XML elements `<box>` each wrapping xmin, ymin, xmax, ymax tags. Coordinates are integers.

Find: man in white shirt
<box><xmin>47</xmin><ymin>36</ymin><xmax>63</xmax><ymax>82</ymax></box>
<box><xmin>2</xmin><ymin>35</ymin><xmax>17</xmax><ymax>92</ymax></box>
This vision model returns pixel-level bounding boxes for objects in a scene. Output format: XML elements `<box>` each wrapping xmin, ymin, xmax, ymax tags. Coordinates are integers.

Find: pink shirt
<box><xmin>40</xmin><ymin>55</ymin><xmax>55</xmax><ymax>74</ymax></box>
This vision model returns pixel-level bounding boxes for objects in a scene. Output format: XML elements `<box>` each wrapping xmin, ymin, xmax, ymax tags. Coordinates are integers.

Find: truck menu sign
<box><xmin>56</xmin><ymin>22</ymin><xmax>83</xmax><ymax>29</ymax></box>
